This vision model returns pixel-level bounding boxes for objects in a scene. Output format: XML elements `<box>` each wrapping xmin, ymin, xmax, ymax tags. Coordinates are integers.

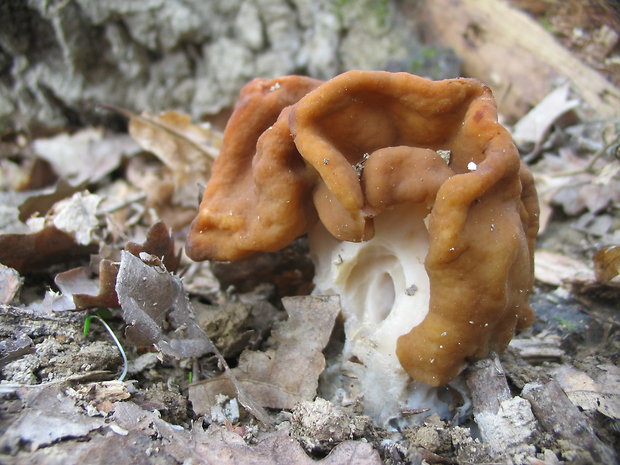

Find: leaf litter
<box><xmin>0</xmin><ymin>83</ymin><xmax>618</xmax><ymax>465</ymax></box>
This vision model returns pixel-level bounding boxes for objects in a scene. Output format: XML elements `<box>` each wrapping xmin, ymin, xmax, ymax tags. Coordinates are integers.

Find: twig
<box><xmin>98</xmin><ymin>103</ymin><xmax>219</xmax><ymax>161</ymax></box>
<box><xmin>552</xmin><ymin>134</ymin><xmax>620</xmax><ymax>177</ymax></box>
<box><xmin>101</xmin><ymin>194</ymin><xmax>147</xmax><ymax>215</ymax></box>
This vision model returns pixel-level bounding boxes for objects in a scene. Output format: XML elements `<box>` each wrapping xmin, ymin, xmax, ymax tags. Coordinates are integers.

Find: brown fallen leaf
<box><xmin>32</xmin><ymin>127</ymin><xmax>139</xmax><ymax>186</ymax></box>
<box><xmin>128</xmin><ymin>110</ymin><xmax>220</xmax><ymax>208</ymax></box>
<box><xmin>17</xmin><ymin>180</ymin><xmax>82</xmax><ymax>223</ymax></box>
<box><xmin>0</xmin><ymin>190</ymin><xmax>102</xmax><ymax>273</ymax></box>
<box><xmin>125</xmin><ymin>221</ymin><xmax>180</xmax><ymax>273</ymax></box>
<box><xmin>553</xmin><ymin>365</ymin><xmax>620</xmax><ymax>421</ymax></box>
<box><xmin>531</xmin><ymin>140</ymin><xmax>620</xmax><ymax>235</ymax></box>
<box><xmin>116</xmin><ymin>252</ymin><xmax>276</xmax><ymax>421</ymax></box>
<box><xmin>55</xmin><ymin>260</ymin><xmax>120</xmax><ymax>310</ymax></box>
<box><xmin>115</xmin><ymin>250</ymin><xmax>213</xmax><ymax>358</ymax></box>
<box><xmin>115</xmin><ymin>251</ymin><xmax>276</xmax><ymax>423</ymax></box>
<box><xmin>0</xmin><ymin>225</ymin><xmax>97</xmax><ymax>274</ymax></box>
<box><xmin>124</xmin><ymin>150</ymin><xmax>200</xmax><ymax>230</ymax></box>
<box><xmin>189</xmin><ymin>295</ymin><xmax>340</xmax><ymax>413</ymax></box>
<box><xmin>534</xmin><ymin>249</ymin><xmax>595</xmax><ymax>287</ymax></box>
<box><xmin>55</xmin><ymin>222</ymin><xmax>179</xmax><ymax>310</ymax></box>
<box><xmin>512</xmin><ymin>83</ymin><xmax>579</xmax><ymax>152</ymax></box>
<box><xmin>0</xmin><ymin>263</ymin><xmax>22</xmax><ymax>304</ymax></box>
<box><xmin>594</xmin><ymin>245</ymin><xmax>620</xmax><ymax>286</ymax></box>
<box><xmin>0</xmin><ymin>144</ymin><xmax>58</xmax><ymax>192</ymax></box>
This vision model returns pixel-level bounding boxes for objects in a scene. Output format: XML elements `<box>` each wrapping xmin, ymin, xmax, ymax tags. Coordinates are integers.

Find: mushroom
<box><xmin>185</xmin><ymin>74</ymin><xmax>322</xmax><ymax>261</ymax></box>
<box><xmin>186</xmin><ymin>70</ymin><xmax>539</xmax><ymax>423</ymax></box>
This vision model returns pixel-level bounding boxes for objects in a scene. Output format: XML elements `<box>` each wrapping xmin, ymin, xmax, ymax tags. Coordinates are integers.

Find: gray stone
<box><xmin>0</xmin><ymin>0</ymin><xmax>456</xmax><ymax>132</ymax></box>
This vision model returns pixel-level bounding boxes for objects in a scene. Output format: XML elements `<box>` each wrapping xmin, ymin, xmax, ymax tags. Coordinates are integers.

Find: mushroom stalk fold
<box><xmin>186</xmin><ymin>70</ymin><xmax>539</xmax><ymax>421</ymax></box>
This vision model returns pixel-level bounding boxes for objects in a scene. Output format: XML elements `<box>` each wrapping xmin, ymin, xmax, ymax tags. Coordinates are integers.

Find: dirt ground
<box><xmin>0</xmin><ymin>2</ymin><xmax>619</xmax><ymax>465</ymax></box>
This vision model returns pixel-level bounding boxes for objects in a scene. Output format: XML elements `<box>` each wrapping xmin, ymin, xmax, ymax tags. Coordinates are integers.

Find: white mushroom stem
<box><xmin>310</xmin><ymin>203</ymin><xmax>456</xmax><ymax>425</ymax></box>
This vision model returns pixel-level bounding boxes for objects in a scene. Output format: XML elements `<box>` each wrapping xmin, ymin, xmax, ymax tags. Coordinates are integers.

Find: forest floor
<box><xmin>0</xmin><ymin>2</ymin><xmax>619</xmax><ymax>465</ymax></box>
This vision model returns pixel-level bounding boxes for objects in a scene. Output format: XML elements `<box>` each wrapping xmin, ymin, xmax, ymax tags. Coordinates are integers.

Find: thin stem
<box><xmin>552</xmin><ymin>135</ymin><xmax>620</xmax><ymax>178</ymax></box>
<box><xmin>84</xmin><ymin>315</ymin><xmax>128</xmax><ymax>382</ymax></box>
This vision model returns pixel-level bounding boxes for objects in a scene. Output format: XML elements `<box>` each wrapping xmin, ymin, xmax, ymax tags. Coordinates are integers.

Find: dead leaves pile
<box><xmin>0</xmin><ymin>111</ymin><xmax>374</xmax><ymax>464</ymax></box>
<box><xmin>2</xmin><ymin>384</ymin><xmax>381</xmax><ymax>465</ymax></box>
<box><xmin>515</xmin><ymin>85</ymin><xmax>620</xmax><ymax>295</ymax></box>
<box><xmin>1</xmin><ymin>90</ymin><xmax>619</xmax><ymax>464</ymax></box>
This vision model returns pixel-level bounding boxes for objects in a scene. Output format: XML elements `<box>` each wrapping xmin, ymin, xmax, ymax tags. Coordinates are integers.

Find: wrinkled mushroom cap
<box><xmin>186</xmin><ymin>70</ymin><xmax>539</xmax><ymax>387</ymax></box>
<box><xmin>185</xmin><ymin>75</ymin><xmax>322</xmax><ymax>261</ymax></box>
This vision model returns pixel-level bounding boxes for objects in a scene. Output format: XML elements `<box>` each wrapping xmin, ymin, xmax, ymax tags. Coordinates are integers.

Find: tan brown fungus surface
<box><xmin>187</xmin><ymin>70</ymin><xmax>539</xmax><ymax>387</ymax></box>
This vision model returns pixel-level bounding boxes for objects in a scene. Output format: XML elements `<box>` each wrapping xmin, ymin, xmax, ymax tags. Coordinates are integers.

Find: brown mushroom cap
<box><xmin>186</xmin><ymin>70</ymin><xmax>539</xmax><ymax>387</ymax></box>
<box><xmin>186</xmin><ymin>75</ymin><xmax>322</xmax><ymax>261</ymax></box>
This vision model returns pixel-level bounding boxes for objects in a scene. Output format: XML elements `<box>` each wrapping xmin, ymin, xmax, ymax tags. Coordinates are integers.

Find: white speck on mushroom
<box><xmin>441</xmin><ymin>331</ymin><xmax>447</xmax><ymax>337</ymax></box>
<box><xmin>467</xmin><ymin>161</ymin><xmax>478</xmax><ymax>171</ymax></box>
<box><xmin>439</xmin><ymin>345</ymin><xmax>444</xmax><ymax>349</ymax></box>
<box><xmin>491</xmin><ymin>223</ymin><xmax>495</xmax><ymax>232</ymax></box>
<box><xmin>405</xmin><ymin>284</ymin><xmax>418</xmax><ymax>296</ymax></box>
<box><xmin>437</xmin><ymin>149</ymin><xmax>451</xmax><ymax>164</ymax></box>
<box><xmin>323</xmin><ymin>158</ymin><xmax>330</xmax><ymax>165</ymax></box>
<box><xmin>430</xmin><ymin>358</ymin><xmax>435</xmax><ymax>364</ymax></box>
<box><xmin>352</xmin><ymin>153</ymin><xmax>370</xmax><ymax>178</ymax></box>
<box><xmin>469</xmin><ymin>320</ymin><xmax>474</xmax><ymax>324</ymax></box>
<box><xmin>269</xmin><ymin>82</ymin><xmax>281</xmax><ymax>92</ymax></box>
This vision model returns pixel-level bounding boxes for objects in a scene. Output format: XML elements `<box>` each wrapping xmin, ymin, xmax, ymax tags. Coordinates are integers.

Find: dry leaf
<box><xmin>534</xmin><ymin>250</ymin><xmax>595</xmax><ymax>287</ymax></box>
<box><xmin>0</xmin><ymin>191</ymin><xmax>104</xmax><ymax>273</ymax></box>
<box><xmin>115</xmin><ymin>250</ymin><xmax>213</xmax><ymax>358</ymax></box>
<box><xmin>0</xmin><ymin>263</ymin><xmax>22</xmax><ymax>304</ymax></box>
<box><xmin>189</xmin><ymin>296</ymin><xmax>340</xmax><ymax>413</ymax></box>
<box><xmin>553</xmin><ymin>365</ymin><xmax>620</xmax><ymax>420</ymax></box>
<box><xmin>17</xmin><ymin>180</ymin><xmax>82</xmax><ymax>223</ymax></box>
<box><xmin>55</xmin><ymin>260</ymin><xmax>120</xmax><ymax>310</ymax></box>
<box><xmin>125</xmin><ymin>221</ymin><xmax>180</xmax><ymax>272</ymax></box>
<box><xmin>50</xmin><ymin>192</ymin><xmax>102</xmax><ymax>246</ymax></box>
<box><xmin>128</xmin><ymin>110</ymin><xmax>220</xmax><ymax>208</ymax></box>
<box><xmin>32</xmin><ymin>127</ymin><xmax>138</xmax><ymax>185</ymax></box>
<box><xmin>124</xmin><ymin>151</ymin><xmax>199</xmax><ymax>230</ymax></box>
<box><xmin>512</xmin><ymin>83</ymin><xmax>579</xmax><ymax>150</ymax></box>
<box><xmin>0</xmin><ymin>384</ymin><xmax>105</xmax><ymax>452</ymax></box>
<box><xmin>531</xmin><ymin>146</ymin><xmax>619</xmax><ymax>234</ymax></box>
<box><xmin>55</xmin><ymin>222</ymin><xmax>179</xmax><ymax>310</ymax></box>
<box><xmin>0</xmin><ymin>225</ymin><xmax>97</xmax><ymax>274</ymax></box>
<box><xmin>594</xmin><ymin>245</ymin><xmax>620</xmax><ymax>286</ymax></box>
